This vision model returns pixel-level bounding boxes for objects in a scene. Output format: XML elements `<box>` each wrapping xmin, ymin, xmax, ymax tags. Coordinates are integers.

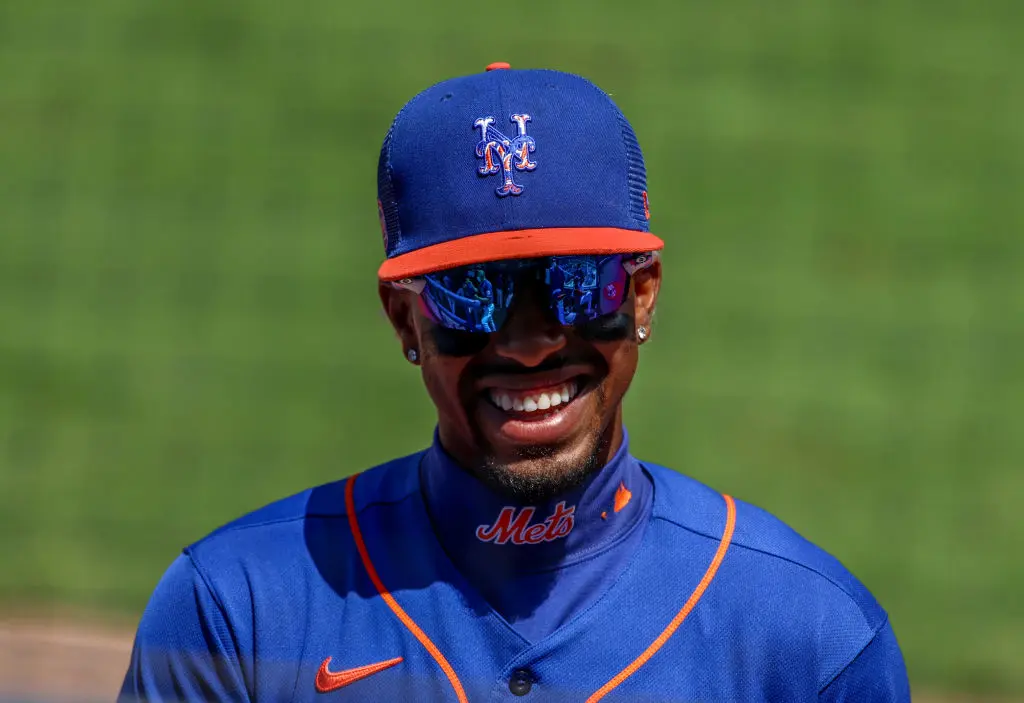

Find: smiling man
<box><xmin>121</xmin><ymin>64</ymin><xmax>911</xmax><ymax>702</ymax></box>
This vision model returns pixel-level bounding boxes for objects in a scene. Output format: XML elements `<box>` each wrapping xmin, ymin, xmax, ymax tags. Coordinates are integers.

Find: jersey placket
<box><xmin>348</xmin><ymin>467</ymin><xmax>735</xmax><ymax>703</ymax></box>
<box><xmin>480</xmin><ymin>502</ymin><xmax>733</xmax><ymax>703</ymax></box>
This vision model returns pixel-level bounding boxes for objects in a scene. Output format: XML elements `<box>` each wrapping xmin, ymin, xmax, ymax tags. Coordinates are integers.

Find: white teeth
<box><xmin>489</xmin><ymin>382</ymin><xmax>580</xmax><ymax>413</ymax></box>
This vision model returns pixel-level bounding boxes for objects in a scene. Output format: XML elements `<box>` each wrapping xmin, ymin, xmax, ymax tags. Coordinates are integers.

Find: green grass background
<box><xmin>1</xmin><ymin>0</ymin><xmax>1022</xmax><ymax>695</ymax></box>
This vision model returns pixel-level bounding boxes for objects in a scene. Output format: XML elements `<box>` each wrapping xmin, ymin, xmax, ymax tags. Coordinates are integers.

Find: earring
<box><xmin>637</xmin><ymin>326</ymin><xmax>648</xmax><ymax>342</ymax></box>
<box><xmin>406</xmin><ymin>349</ymin><xmax>419</xmax><ymax>363</ymax></box>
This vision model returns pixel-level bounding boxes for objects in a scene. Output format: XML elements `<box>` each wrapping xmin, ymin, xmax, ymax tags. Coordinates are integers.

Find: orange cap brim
<box><xmin>377</xmin><ymin>227</ymin><xmax>664</xmax><ymax>281</ymax></box>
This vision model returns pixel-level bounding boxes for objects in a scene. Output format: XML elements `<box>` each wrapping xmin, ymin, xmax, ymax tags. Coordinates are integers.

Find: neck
<box><xmin>420</xmin><ymin>426</ymin><xmax>648</xmax><ymax>571</ymax></box>
<box><xmin>417</xmin><ymin>425</ymin><xmax>654</xmax><ymax>641</ymax></box>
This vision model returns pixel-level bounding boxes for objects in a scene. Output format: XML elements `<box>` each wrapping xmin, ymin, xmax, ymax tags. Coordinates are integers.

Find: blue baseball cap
<box><xmin>376</xmin><ymin>63</ymin><xmax>664</xmax><ymax>281</ymax></box>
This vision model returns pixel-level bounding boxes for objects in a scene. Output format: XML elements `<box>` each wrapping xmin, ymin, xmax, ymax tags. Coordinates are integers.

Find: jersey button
<box><xmin>508</xmin><ymin>669</ymin><xmax>533</xmax><ymax>696</ymax></box>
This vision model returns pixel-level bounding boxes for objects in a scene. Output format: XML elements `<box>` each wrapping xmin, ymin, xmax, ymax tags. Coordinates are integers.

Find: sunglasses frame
<box><xmin>389</xmin><ymin>251</ymin><xmax>658</xmax><ymax>296</ymax></box>
<box><xmin>388</xmin><ymin>252</ymin><xmax>658</xmax><ymax>333</ymax></box>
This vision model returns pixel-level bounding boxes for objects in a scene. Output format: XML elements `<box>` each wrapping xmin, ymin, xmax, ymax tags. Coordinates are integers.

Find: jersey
<box><xmin>420</xmin><ymin>430</ymin><xmax>653</xmax><ymax>644</ymax></box>
<box><xmin>119</xmin><ymin>447</ymin><xmax>910</xmax><ymax>702</ymax></box>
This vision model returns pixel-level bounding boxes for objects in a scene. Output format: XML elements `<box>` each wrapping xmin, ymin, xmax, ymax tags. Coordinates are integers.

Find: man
<box><xmin>121</xmin><ymin>63</ymin><xmax>911</xmax><ymax>702</ymax></box>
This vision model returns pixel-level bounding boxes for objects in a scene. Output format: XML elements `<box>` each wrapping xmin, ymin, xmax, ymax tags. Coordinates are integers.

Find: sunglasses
<box><xmin>390</xmin><ymin>252</ymin><xmax>656</xmax><ymax>334</ymax></box>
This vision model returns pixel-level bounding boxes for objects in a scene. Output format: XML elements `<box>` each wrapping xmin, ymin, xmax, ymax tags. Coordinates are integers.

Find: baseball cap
<box><xmin>376</xmin><ymin>63</ymin><xmax>664</xmax><ymax>282</ymax></box>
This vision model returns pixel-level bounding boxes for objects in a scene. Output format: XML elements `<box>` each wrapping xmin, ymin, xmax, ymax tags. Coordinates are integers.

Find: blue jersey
<box><xmin>121</xmin><ymin>443</ymin><xmax>909</xmax><ymax>702</ymax></box>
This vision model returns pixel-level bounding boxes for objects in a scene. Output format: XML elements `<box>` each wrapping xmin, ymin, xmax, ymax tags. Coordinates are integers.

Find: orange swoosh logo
<box><xmin>315</xmin><ymin>655</ymin><xmax>403</xmax><ymax>693</ymax></box>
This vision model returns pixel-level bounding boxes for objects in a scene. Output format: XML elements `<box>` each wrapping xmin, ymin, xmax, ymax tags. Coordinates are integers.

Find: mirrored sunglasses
<box><xmin>390</xmin><ymin>252</ymin><xmax>656</xmax><ymax>334</ymax></box>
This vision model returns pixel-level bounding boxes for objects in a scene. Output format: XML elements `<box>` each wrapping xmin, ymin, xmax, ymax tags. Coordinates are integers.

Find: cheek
<box><xmin>597</xmin><ymin>342</ymin><xmax>640</xmax><ymax>401</ymax></box>
<box><xmin>576</xmin><ymin>311</ymin><xmax>633</xmax><ymax>343</ymax></box>
<box><xmin>416</xmin><ymin>313</ymin><xmax>473</xmax><ymax>419</ymax></box>
<box><xmin>420</xmin><ymin>356</ymin><xmax>472</xmax><ymax>420</ymax></box>
<box><xmin>427</xmin><ymin>326</ymin><xmax>490</xmax><ymax>357</ymax></box>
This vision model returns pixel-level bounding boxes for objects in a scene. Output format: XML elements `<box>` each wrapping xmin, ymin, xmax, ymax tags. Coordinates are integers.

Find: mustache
<box><xmin>468</xmin><ymin>353</ymin><xmax>578</xmax><ymax>379</ymax></box>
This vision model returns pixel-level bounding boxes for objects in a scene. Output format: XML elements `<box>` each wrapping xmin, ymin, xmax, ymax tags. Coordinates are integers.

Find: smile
<box><xmin>486</xmin><ymin>381</ymin><xmax>580</xmax><ymax>414</ymax></box>
<box><xmin>474</xmin><ymin>366</ymin><xmax>596</xmax><ymax>445</ymax></box>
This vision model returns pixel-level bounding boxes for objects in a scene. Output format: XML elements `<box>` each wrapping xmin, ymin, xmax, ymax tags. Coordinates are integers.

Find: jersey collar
<box><xmin>420</xmin><ymin>429</ymin><xmax>652</xmax><ymax>574</ymax></box>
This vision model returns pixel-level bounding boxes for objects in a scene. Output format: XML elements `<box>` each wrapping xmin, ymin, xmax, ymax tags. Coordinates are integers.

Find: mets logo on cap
<box><xmin>474</xmin><ymin>114</ymin><xmax>536</xmax><ymax>196</ymax></box>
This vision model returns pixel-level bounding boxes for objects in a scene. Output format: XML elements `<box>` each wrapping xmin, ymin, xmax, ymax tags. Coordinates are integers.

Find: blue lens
<box><xmin>420</xmin><ymin>265</ymin><xmax>516</xmax><ymax>333</ymax></box>
<box><xmin>416</xmin><ymin>254</ymin><xmax>650</xmax><ymax>333</ymax></box>
<box><xmin>544</xmin><ymin>255</ymin><xmax>630</xmax><ymax>326</ymax></box>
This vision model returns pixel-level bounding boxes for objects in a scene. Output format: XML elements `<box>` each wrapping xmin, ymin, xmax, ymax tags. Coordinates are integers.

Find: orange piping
<box><xmin>586</xmin><ymin>493</ymin><xmax>737</xmax><ymax>703</ymax></box>
<box><xmin>345</xmin><ymin>475</ymin><xmax>469</xmax><ymax>703</ymax></box>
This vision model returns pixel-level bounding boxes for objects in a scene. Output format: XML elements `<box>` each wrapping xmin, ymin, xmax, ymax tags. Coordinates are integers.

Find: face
<box><xmin>381</xmin><ymin>258</ymin><xmax>661</xmax><ymax>501</ymax></box>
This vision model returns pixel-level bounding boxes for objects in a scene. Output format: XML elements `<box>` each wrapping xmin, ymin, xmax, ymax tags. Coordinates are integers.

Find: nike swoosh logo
<box><xmin>315</xmin><ymin>655</ymin><xmax>403</xmax><ymax>693</ymax></box>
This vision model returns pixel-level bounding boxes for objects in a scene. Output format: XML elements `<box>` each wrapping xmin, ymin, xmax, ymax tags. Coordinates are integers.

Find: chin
<box><xmin>478</xmin><ymin>436</ymin><xmax>604</xmax><ymax>503</ymax></box>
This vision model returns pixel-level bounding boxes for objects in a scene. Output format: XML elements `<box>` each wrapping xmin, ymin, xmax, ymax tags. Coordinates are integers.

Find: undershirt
<box><xmin>420</xmin><ymin>429</ymin><xmax>653</xmax><ymax>644</ymax></box>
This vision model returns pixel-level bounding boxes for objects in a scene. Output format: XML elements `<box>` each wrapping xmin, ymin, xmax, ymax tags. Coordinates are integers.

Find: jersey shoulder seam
<box><xmin>817</xmin><ymin>614</ymin><xmax>890</xmax><ymax>695</ymax></box>
<box><xmin>180</xmin><ymin>550</ymin><xmax>247</xmax><ymax>665</ymax></box>
<box><xmin>182</xmin><ymin>549</ymin><xmax>231</xmax><ymax>616</ymax></box>
<box><xmin>654</xmin><ymin>513</ymin><xmax>870</xmax><ymax>611</ymax></box>
<box><xmin>347</xmin><ymin>486</ymin><xmax>420</xmax><ymax>515</ymax></box>
<box><xmin>193</xmin><ymin>470</ymin><xmax>421</xmax><ymax>543</ymax></box>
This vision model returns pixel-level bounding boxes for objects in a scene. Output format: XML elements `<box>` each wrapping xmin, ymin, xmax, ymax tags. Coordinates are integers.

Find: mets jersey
<box><xmin>120</xmin><ymin>438</ymin><xmax>910</xmax><ymax>702</ymax></box>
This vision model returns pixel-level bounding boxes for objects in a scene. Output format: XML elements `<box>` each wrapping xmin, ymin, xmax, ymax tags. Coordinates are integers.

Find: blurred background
<box><xmin>1</xmin><ymin>0</ymin><xmax>1021</xmax><ymax>700</ymax></box>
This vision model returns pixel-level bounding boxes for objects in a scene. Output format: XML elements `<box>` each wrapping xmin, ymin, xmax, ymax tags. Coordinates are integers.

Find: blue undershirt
<box><xmin>420</xmin><ymin>430</ymin><xmax>653</xmax><ymax>644</ymax></box>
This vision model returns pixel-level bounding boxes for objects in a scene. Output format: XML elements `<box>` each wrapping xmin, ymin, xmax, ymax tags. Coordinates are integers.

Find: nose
<box><xmin>492</xmin><ymin>282</ymin><xmax>567</xmax><ymax>367</ymax></box>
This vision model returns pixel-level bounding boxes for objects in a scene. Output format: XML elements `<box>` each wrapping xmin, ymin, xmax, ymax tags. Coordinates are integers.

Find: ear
<box><xmin>632</xmin><ymin>257</ymin><xmax>662</xmax><ymax>333</ymax></box>
<box><xmin>379</xmin><ymin>282</ymin><xmax>421</xmax><ymax>355</ymax></box>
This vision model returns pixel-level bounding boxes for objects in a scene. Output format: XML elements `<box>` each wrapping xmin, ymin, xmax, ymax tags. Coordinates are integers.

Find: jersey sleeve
<box><xmin>819</xmin><ymin>619</ymin><xmax>911</xmax><ymax>702</ymax></box>
<box><xmin>119</xmin><ymin>553</ymin><xmax>251</xmax><ymax>703</ymax></box>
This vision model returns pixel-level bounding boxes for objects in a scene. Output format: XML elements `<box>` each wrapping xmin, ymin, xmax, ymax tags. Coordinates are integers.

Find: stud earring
<box><xmin>406</xmin><ymin>349</ymin><xmax>419</xmax><ymax>363</ymax></box>
<box><xmin>637</xmin><ymin>326</ymin><xmax>648</xmax><ymax>342</ymax></box>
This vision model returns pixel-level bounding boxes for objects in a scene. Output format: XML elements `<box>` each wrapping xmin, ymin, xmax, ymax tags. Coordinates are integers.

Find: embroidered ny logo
<box><xmin>474</xmin><ymin>114</ymin><xmax>536</xmax><ymax>196</ymax></box>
